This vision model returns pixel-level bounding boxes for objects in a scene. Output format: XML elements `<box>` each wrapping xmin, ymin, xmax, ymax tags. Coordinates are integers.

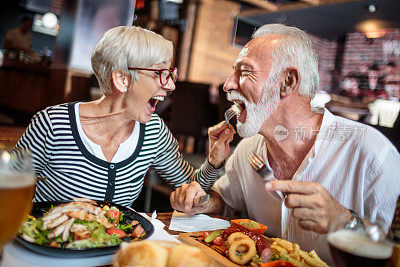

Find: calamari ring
<box><xmin>228</xmin><ymin>238</ymin><xmax>257</xmax><ymax>265</ymax></box>
<box><xmin>227</xmin><ymin>232</ymin><xmax>251</xmax><ymax>252</ymax></box>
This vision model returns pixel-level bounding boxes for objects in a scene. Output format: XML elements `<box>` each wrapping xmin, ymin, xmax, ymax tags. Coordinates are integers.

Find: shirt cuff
<box><xmin>207</xmin><ymin>158</ymin><xmax>225</xmax><ymax>170</ymax></box>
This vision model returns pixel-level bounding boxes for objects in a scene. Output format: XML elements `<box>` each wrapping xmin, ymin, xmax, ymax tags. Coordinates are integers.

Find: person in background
<box><xmin>4</xmin><ymin>16</ymin><xmax>34</xmax><ymax>53</ymax></box>
<box><xmin>170</xmin><ymin>24</ymin><xmax>400</xmax><ymax>264</ymax></box>
<box><xmin>340</xmin><ymin>72</ymin><xmax>362</xmax><ymax>99</ymax></box>
<box><xmin>383</xmin><ymin>62</ymin><xmax>400</xmax><ymax>101</ymax></box>
<box><xmin>14</xmin><ymin>26</ymin><xmax>235</xmax><ymax>207</ymax></box>
<box><xmin>359</xmin><ymin>63</ymin><xmax>386</xmax><ymax>99</ymax></box>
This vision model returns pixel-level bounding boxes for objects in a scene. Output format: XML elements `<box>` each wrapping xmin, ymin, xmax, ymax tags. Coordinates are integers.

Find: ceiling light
<box><xmin>42</xmin><ymin>12</ymin><xmax>58</xmax><ymax>29</ymax></box>
<box><xmin>368</xmin><ymin>4</ymin><xmax>376</xmax><ymax>13</ymax></box>
<box><xmin>356</xmin><ymin>19</ymin><xmax>386</xmax><ymax>39</ymax></box>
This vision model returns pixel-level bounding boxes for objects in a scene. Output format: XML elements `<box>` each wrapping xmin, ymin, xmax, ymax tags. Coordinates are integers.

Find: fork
<box><xmin>224</xmin><ymin>106</ymin><xmax>239</xmax><ymax>126</ymax></box>
<box><xmin>193</xmin><ymin>194</ymin><xmax>210</xmax><ymax>207</ymax></box>
<box><xmin>248</xmin><ymin>151</ymin><xmax>286</xmax><ymax>199</ymax></box>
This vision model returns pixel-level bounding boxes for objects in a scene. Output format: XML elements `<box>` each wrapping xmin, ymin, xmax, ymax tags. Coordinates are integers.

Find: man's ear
<box><xmin>111</xmin><ymin>70</ymin><xmax>130</xmax><ymax>93</ymax></box>
<box><xmin>279</xmin><ymin>68</ymin><xmax>300</xmax><ymax>97</ymax></box>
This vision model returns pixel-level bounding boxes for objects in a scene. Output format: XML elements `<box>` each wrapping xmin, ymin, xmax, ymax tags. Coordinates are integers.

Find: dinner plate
<box><xmin>15</xmin><ymin>200</ymin><xmax>154</xmax><ymax>258</ymax></box>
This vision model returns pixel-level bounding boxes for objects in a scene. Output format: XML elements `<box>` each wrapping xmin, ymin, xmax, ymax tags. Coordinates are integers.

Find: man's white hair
<box><xmin>253</xmin><ymin>24</ymin><xmax>319</xmax><ymax>98</ymax></box>
<box><xmin>91</xmin><ymin>26</ymin><xmax>173</xmax><ymax>94</ymax></box>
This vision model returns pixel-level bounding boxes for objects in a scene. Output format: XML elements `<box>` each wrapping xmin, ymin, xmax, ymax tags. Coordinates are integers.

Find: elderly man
<box><xmin>170</xmin><ymin>24</ymin><xmax>400</xmax><ymax>263</ymax></box>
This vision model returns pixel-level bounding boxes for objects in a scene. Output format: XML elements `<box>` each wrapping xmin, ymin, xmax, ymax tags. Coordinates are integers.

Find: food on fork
<box><xmin>18</xmin><ymin>198</ymin><xmax>146</xmax><ymax>249</ymax></box>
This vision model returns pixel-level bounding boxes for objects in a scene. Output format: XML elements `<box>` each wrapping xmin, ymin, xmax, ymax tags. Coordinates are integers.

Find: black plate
<box><xmin>15</xmin><ymin>200</ymin><xmax>154</xmax><ymax>258</ymax></box>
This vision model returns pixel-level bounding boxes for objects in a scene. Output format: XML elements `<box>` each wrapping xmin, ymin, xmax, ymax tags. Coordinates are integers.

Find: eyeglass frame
<box><xmin>128</xmin><ymin>67</ymin><xmax>178</xmax><ymax>86</ymax></box>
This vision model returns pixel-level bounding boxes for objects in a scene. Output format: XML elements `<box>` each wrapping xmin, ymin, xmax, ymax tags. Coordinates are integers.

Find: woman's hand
<box><xmin>208</xmin><ymin>122</ymin><xmax>235</xmax><ymax>168</ymax></box>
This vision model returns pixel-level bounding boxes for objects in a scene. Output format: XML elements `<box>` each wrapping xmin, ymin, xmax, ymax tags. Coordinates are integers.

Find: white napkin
<box><xmin>140</xmin><ymin>211</ymin><xmax>181</xmax><ymax>243</ymax></box>
<box><xmin>168</xmin><ymin>210</ymin><xmax>231</xmax><ymax>232</ymax></box>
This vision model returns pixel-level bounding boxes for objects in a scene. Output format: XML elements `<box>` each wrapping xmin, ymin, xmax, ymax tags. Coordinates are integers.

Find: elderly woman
<box><xmin>15</xmin><ymin>26</ymin><xmax>234</xmax><ymax>207</ymax></box>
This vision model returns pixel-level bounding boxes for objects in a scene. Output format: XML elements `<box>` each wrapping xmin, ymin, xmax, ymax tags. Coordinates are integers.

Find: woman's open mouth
<box><xmin>147</xmin><ymin>96</ymin><xmax>165</xmax><ymax>112</ymax></box>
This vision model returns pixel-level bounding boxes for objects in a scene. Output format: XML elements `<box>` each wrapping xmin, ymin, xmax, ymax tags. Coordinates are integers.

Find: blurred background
<box><xmin>0</xmin><ymin>0</ymin><xmax>399</xmax><ymax>211</ymax></box>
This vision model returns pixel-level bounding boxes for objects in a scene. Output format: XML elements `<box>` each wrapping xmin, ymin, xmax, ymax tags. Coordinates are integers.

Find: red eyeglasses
<box><xmin>128</xmin><ymin>67</ymin><xmax>178</xmax><ymax>86</ymax></box>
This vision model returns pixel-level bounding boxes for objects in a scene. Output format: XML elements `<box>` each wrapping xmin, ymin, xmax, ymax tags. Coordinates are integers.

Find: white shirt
<box><xmin>75</xmin><ymin>103</ymin><xmax>140</xmax><ymax>162</ymax></box>
<box><xmin>5</xmin><ymin>27</ymin><xmax>32</xmax><ymax>51</ymax></box>
<box><xmin>213</xmin><ymin>108</ymin><xmax>400</xmax><ymax>264</ymax></box>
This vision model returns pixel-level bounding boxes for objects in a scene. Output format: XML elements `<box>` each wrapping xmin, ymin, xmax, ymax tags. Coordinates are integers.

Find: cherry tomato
<box><xmin>213</xmin><ymin>236</ymin><xmax>224</xmax><ymax>246</ymax></box>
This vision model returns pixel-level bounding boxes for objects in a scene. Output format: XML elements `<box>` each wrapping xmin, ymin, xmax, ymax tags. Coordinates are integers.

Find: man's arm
<box><xmin>170</xmin><ymin>181</ymin><xmax>225</xmax><ymax>216</ymax></box>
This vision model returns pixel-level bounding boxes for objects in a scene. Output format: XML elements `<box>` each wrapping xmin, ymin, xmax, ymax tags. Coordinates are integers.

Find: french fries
<box><xmin>270</xmin><ymin>238</ymin><xmax>328</xmax><ymax>267</ymax></box>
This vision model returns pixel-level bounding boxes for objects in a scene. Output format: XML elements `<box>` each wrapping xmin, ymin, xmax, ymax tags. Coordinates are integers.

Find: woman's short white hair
<box><xmin>253</xmin><ymin>24</ymin><xmax>319</xmax><ymax>98</ymax></box>
<box><xmin>91</xmin><ymin>26</ymin><xmax>173</xmax><ymax>94</ymax></box>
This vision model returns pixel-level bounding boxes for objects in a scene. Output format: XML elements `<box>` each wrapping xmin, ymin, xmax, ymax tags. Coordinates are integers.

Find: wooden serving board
<box><xmin>178</xmin><ymin>231</ymin><xmax>241</xmax><ymax>267</ymax></box>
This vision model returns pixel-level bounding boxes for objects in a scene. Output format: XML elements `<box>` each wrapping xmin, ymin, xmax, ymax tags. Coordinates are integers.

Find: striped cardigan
<box><xmin>15</xmin><ymin>103</ymin><xmax>220</xmax><ymax>207</ymax></box>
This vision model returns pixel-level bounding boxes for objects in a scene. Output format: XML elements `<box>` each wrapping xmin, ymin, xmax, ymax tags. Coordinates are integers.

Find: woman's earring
<box><xmin>122</xmin><ymin>88</ymin><xmax>127</xmax><ymax>93</ymax></box>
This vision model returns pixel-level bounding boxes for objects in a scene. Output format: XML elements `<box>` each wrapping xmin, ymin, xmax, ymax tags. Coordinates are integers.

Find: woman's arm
<box><xmin>14</xmin><ymin>109</ymin><xmax>53</xmax><ymax>174</ymax></box>
<box><xmin>151</xmin><ymin>116</ymin><xmax>234</xmax><ymax>190</ymax></box>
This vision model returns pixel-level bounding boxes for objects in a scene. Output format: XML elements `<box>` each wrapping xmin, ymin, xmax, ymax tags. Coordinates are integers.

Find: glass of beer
<box><xmin>328</xmin><ymin>214</ymin><xmax>393</xmax><ymax>267</ymax></box>
<box><xmin>0</xmin><ymin>147</ymin><xmax>36</xmax><ymax>249</ymax></box>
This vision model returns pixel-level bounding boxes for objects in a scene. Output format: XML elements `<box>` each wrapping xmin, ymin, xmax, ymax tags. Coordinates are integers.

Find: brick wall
<box><xmin>342</xmin><ymin>29</ymin><xmax>400</xmax><ymax>75</ymax></box>
<box><xmin>310</xmin><ymin>34</ymin><xmax>337</xmax><ymax>92</ymax></box>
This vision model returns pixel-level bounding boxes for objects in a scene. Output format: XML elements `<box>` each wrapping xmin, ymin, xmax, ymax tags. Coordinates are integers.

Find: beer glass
<box><xmin>0</xmin><ymin>147</ymin><xmax>36</xmax><ymax>249</ymax></box>
<box><xmin>328</xmin><ymin>213</ymin><xmax>393</xmax><ymax>267</ymax></box>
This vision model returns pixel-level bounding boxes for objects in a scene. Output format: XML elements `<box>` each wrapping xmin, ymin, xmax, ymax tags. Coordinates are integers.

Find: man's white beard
<box><xmin>227</xmin><ymin>78</ymin><xmax>279</xmax><ymax>138</ymax></box>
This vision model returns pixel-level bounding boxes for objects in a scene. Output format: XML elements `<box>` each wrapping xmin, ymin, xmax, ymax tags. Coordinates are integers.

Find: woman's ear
<box><xmin>111</xmin><ymin>70</ymin><xmax>129</xmax><ymax>93</ymax></box>
<box><xmin>279</xmin><ymin>68</ymin><xmax>300</xmax><ymax>97</ymax></box>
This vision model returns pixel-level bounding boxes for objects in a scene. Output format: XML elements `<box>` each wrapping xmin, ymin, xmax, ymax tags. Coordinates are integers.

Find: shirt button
<box><xmin>110</xmin><ymin>164</ymin><xmax>115</xmax><ymax>169</ymax></box>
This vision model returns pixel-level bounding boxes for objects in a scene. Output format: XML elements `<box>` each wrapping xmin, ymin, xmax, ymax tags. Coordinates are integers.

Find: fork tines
<box><xmin>248</xmin><ymin>151</ymin><xmax>273</xmax><ymax>180</ymax></box>
<box><xmin>224</xmin><ymin>107</ymin><xmax>237</xmax><ymax>126</ymax></box>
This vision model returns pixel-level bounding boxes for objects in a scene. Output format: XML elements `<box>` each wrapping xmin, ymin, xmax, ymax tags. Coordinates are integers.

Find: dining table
<box><xmin>1</xmin><ymin>212</ymin><xmax>225</xmax><ymax>267</ymax></box>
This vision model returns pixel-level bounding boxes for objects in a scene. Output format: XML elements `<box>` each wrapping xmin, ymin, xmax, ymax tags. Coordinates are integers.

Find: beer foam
<box><xmin>0</xmin><ymin>172</ymin><xmax>35</xmax><ymax>188</ymax></box>
<box><xmin>328</xmin><ymin>229</ymin><xmax>393</xmax><ymax>259</ymax></box>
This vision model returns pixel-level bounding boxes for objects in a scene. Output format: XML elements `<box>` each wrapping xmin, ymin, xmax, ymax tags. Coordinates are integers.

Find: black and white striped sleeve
<box><xmin>14</xmin><ymin>109</ymin><xmax>53</xmax><ymax>174</ymax></box>
<box><xmin>151</xmin><ymin>117</ymin><xmax>222</xmax><ymax>190</ymax></box>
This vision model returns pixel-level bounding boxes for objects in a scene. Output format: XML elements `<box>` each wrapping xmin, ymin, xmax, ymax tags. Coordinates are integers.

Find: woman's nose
<box><xmin>164</xmin><ymin>78</ymin><xmax>176</xmax><ymax>92</ymax></box>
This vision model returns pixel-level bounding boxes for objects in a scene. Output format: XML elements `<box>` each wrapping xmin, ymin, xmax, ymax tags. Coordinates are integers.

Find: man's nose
<box><xmin>223</xmin><ymin>74</ymin><xmax>238</xmax><ymax>93</ymax></box>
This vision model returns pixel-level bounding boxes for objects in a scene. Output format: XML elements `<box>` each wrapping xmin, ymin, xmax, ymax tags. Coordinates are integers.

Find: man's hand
<box><xmin>265</xmin><ymin>180</ymin><xmax>350</xmax><ymax>234</ymax></box>
<box><xmin>170</xmin><ymin>182</ymin><xmax>223</xmax><ymax>215</ymax></box>
<box><xmin>208</xmin><ymin>122</ymin><xmax>235</xmax><ymax>168</ymax></box>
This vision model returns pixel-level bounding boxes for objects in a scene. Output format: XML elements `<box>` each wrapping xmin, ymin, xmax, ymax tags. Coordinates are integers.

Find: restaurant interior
<box><xmin>0</xmin><ymin>0</ymin><xmax>400</xmax><ymax>265</ymax></box>
<box><xmin>1</xmin><ymin>0</ymin><xmax>400</xmax><ymax>211</ymax></box>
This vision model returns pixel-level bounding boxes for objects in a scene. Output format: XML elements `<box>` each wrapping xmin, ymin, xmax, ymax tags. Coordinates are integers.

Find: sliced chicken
<box><xmin>22</xmin><ymin>233</ymin><xmax>35</xmax><ymax>243</ymax></box>
<box><xmin>48</xmin><ymin>219</ymin><xmax>70</xmax><ymax>239</ymax></box>
<box><xmin>70</xmin><ymin>224</ymin><xmax>88</xmax><ymax>233</ymax></box>
<box><xmin>62</xmin><ymin>218</ymin><xmax>75</xmax><ymax>242</ymax></box>
<box><xmin>42</xmin><ymin>211</ymin><xmax>62</xmax><ymax>222</ymax></box>
<box><xmin>46</xmin><ymin>201</ymin><xmax>105</xmax><ymax>217</ymax></box>
<box><xmin>42</xmin><ymin>214</ymin><xmax>69</xmax><ymax>230</ymax></box>
<box><xmin>72</xmin><ymin>198</ymin><xmax>97</xmax><ymax>205</ymax></box>
<box><xmin>66</xmin><ymin>210</ymin><xmax>112</xmax><ymax>228</ymax></box>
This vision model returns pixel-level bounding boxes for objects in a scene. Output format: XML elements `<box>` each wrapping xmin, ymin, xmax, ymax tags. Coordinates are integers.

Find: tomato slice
<box><xmin>107</xmin><ymin>210</ymin><xmax>121</xmax><ymax>226</ymax></box>
<box><xmin>213</xmin><ymin>236</ymin><xmax>224</xmax><ymax>246</ymax></box>
<box><xmin>106</xmin><ymin>227</ymin><xmax>127</xmax><ymax>238</ymax></box>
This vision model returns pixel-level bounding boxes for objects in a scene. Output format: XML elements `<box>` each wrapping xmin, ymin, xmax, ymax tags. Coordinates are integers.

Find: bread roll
<box><xmin>113</xmin><ymin>241</ymin><xmax>169</xmax><ymax>267</ymax></box>
<box><xmin>113</xmin><ymin>241</ymin><xmax>213</xmax><ymax>267</ymax></box>
<box><xmin>168</xmin><ymin>244</ymin><xmax>213</xmax><ymax>267</ymax></box>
